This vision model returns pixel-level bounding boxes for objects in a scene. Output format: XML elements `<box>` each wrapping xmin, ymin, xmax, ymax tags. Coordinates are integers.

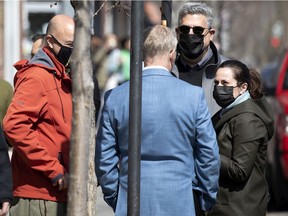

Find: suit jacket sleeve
<box><xmin>194</xmin><ymin>91</ymin><xmax>220</xmax><ymax>211</ymax></box>
<box><xmin>95</xmin><ymin>91</ymin><xmax>119</xmax><ymax>211</ymax></box>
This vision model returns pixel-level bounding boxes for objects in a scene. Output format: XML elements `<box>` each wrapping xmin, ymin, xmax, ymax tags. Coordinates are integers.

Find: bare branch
<box><xmin>94</xmin><ymin>0</ymin><xmax>107</xmax><ymax>16</ymax></box>
<box><xmin>94</xmin><ymin>0</ymin><xmax>131</xmax><ymax>19</ymax></box>
<box><xmin>119</xmin><ymin>1</ymin><xmax>131</xmax><ymax>19</ymax></box>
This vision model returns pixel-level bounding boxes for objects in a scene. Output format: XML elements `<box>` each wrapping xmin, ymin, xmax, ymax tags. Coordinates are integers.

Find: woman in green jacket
<box><xmin>208</xmin><ymin>60</ymin><xmax>274</xmax><ymax>216</ymax></box>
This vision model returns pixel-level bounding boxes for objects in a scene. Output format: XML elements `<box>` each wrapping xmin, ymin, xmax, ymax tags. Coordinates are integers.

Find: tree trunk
<box><xmin>68</xmin><ymin>1</ymin><xmax>96</xmax><ymax>215</ymax></box>
<box><xmin>87</xmin><ymin>102</ymin><xmax>97</xmax><ymax>216</ymax></box>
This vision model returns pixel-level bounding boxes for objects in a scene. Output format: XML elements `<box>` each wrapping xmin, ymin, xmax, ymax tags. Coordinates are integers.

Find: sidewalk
<box><xmin>96</xmin><ymin>187</ymin><xmax>113</xmax><ymax>216</ymax></box>
<box><xmin>95</xmin><ymin>187</ymin><xmax>288</xmax><ymax>216</ymax></box>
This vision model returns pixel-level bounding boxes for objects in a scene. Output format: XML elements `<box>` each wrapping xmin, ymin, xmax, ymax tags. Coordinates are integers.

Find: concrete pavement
<box><xmin>96</xmin><ymin>187</ymin><xmax>288</xmax><ymax>216</ymax></box>
<box><xmin>96</xmin><ymin>187</ymin><xmax>114</xmax><ymax>216</ymax></box>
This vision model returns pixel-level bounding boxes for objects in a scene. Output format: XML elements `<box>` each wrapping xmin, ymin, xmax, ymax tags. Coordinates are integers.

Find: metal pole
<box><xmin>128</xmin><ymin>1</ymin><xmax>143</xmax><ymax>216</ymax></box>
<box><xmin>161</xmin><ymin>1</ymin><xmax>172</xmax><ymax>27</ymax></box>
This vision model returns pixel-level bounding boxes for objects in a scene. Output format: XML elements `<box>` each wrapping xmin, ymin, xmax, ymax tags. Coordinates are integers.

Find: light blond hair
<box><xmin>143</xmin><ymin>25</ymin><xmax>177</xmax><ymax>62</ymax></box>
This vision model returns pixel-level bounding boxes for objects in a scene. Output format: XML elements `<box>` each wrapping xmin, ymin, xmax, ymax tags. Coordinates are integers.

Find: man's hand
<box><xmin>53</xmin><ymin>173</ymin><xmax>69</xmax><ymax>190</ymax></box>
<box><xmin>0</xmin><ymin>202</ymin><xmax>10</xmax><ymax>216</ymax></box>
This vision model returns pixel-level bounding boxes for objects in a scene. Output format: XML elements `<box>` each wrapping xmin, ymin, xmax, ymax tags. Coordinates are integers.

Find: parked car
<box><xmin>262</xmin><ymin>49</ymin><xmax>288</xmax><ymax>211</ymax></box>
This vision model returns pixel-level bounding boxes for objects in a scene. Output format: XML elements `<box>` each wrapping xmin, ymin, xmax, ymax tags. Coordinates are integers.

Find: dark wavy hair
<box><xmin>249</xmin><ymin>68</ymin><xmax>263</xmax><ymax>98</ymax></box>
<box><xmin>218</xmin><ymin>60</ymin><xmax>263</xmax><ymax>98</ymax></box>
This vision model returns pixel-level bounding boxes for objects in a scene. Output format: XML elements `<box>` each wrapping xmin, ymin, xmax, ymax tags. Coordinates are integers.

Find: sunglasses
<box><xmin>177</xmin><ymin>25</ymin><xmax>210</xmax><ymax>35</ymax></box>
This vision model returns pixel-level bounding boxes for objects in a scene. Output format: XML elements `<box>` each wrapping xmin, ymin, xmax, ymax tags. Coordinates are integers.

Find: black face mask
<box><xmin>57</xmin><ymin>45</ymin><xmax>73</xmax><ymax>67</ymax></box>
<box><xmin>177</xmin><ymin>34</ymin><xmax>204</xmax><ymax>59</ymax></box>
<box><xmin>50</xmin><ymin>35</ymin><xmax>73</xmax><ymax>67</ymax></box>
<box><xmin>213</xmin><ymin>85</ymin><xmax>236</xmax><ymax>108</ymax></box>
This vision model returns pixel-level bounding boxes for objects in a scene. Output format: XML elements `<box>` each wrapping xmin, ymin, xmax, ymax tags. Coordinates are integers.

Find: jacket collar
<box><xmin>42</xmin><ymin>47</ymin><xmax>66</xmax><ymax>78</ymax></box>
<box><xmin>226</xmin><ymin>91</ymin><xmax>251</xmax><ymax>110</ymax></box>
<box><xmin>142</xmin><ymin>66</ymin><xmax>174</xmax><ymax>78</ymax></box>
<box><xmin>204</xmin><ymin>41</ymin><xmax>223</xmax><ymax>79</ymax></box>
<box><xmin>29</xmin><ymin>47</ymin><xmax>66</xmax><ymax>78</ymax></box>
<box><xmin>214</xmin><ymin>99</ymin><xmax>252</xmax><ymax>132</ymax></box>
<box><xmin>214</xmin><ymin>96</ymin><xmax>274</xmax><ymax>140</ymax></box>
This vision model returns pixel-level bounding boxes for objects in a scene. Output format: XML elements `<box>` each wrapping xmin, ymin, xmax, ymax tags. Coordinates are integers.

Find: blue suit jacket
<box><xmin>95</xmin><ymin>67</ymin><xmax>220</xmax><ymax>216</ymax></box>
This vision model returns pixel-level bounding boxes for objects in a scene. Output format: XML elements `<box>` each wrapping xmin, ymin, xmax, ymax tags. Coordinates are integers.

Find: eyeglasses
<box><xmin>177</xmin><ymin>25</ymin><xmax>210</xmax><ymax>35</ymax></box>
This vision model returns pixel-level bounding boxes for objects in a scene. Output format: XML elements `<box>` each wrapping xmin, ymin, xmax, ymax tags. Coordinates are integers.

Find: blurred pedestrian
<box><xmin>31</xmin><ymin>33</ymin><xmax>46</xmax><ymax>58</ymax></box>
<box><xmin>0</xmin><ymin>79</ymin><xmax>13</xmax><ymax>126</ymax></box>
<box><xmin>208</xmin><ymin>60</ymin><xmax>274</xmax><ymax>216</ymax></box>
<box><xmin>91</xmin><ymin>33</ymin><xmax>121</xmax><ymax>93</ymax></box>
<box><xmin>0</xmin><ymin>125</ymin><xmax>12</xmax><ymax>216</ymax></box>
<box><xmin>174</xmin><ymin>2</ymin><xmax>229</xmax><ymax>117</ymax></box>
<box><xmin>103</xmin><ymin>33</ymin><xmax>122</xmax><ymax>92</ymax></box>
<box><xmin>90</xmin><ymin>35</ymin><xmax>102</xmax><ymax>122</ymax></box>
<box><xmin>144</xmin><ymin>1</ymin><xmax>161</xmax><ymax>28</ymax></box>
<box><xmin>3</xmin><ymin>14</ymin><xmax>74</xmax><ymax>216</ymax></box>
<box><xmin>118</xmin><ymin>36</ymin><xmax>130</xmax><ymax>85</ymax></box>
<box><xmin>95</xmin><ymin>25</ymin><xmax>220</xmax><ymax>216</ymax></box>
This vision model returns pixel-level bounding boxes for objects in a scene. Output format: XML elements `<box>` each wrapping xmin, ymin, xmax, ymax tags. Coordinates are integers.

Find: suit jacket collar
<box><xmin>142</xmin><ymin>67</ymin><xmax>174</xmax><ymax>77</ymax></box>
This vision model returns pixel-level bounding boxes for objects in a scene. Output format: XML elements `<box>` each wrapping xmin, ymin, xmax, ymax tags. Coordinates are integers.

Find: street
<box><xmin>96</xmin><ymin>187</ymin><xmax>288</xmax><ymax>216</ymax></box>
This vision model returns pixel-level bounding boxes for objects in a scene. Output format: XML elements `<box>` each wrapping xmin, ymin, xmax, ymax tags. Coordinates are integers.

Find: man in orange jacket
<box><xmin>3</xmin><ymin>14</ymin><xmax>74</xmax><ymax>216</ymax></box>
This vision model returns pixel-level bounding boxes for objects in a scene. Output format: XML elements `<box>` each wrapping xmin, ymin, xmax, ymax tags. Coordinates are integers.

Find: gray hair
<box><xmin>178</xmin><ymin>2</ymin><xmax>214</xmax><ymax>28</ymax></box>
<box><xmin>143</xmin><ymin>25</ymin><xmax>177</xmax><ymax>61</ymax></box>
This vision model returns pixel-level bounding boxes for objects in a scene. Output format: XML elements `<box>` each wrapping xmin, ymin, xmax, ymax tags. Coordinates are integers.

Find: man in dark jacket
<box><xmin>0</xmin><ymin>125</ymin><xmax>12</xmax><ymax>216</ymax></box>
<box><xmin>173</xmin><ymin>2</ymin><xmax>228</xmax><ymax>117</ymax></box>
<box><xmin>173</xmin><ymin>2</ymin><xmax>228</xmax><ymax>216</ymax></box>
